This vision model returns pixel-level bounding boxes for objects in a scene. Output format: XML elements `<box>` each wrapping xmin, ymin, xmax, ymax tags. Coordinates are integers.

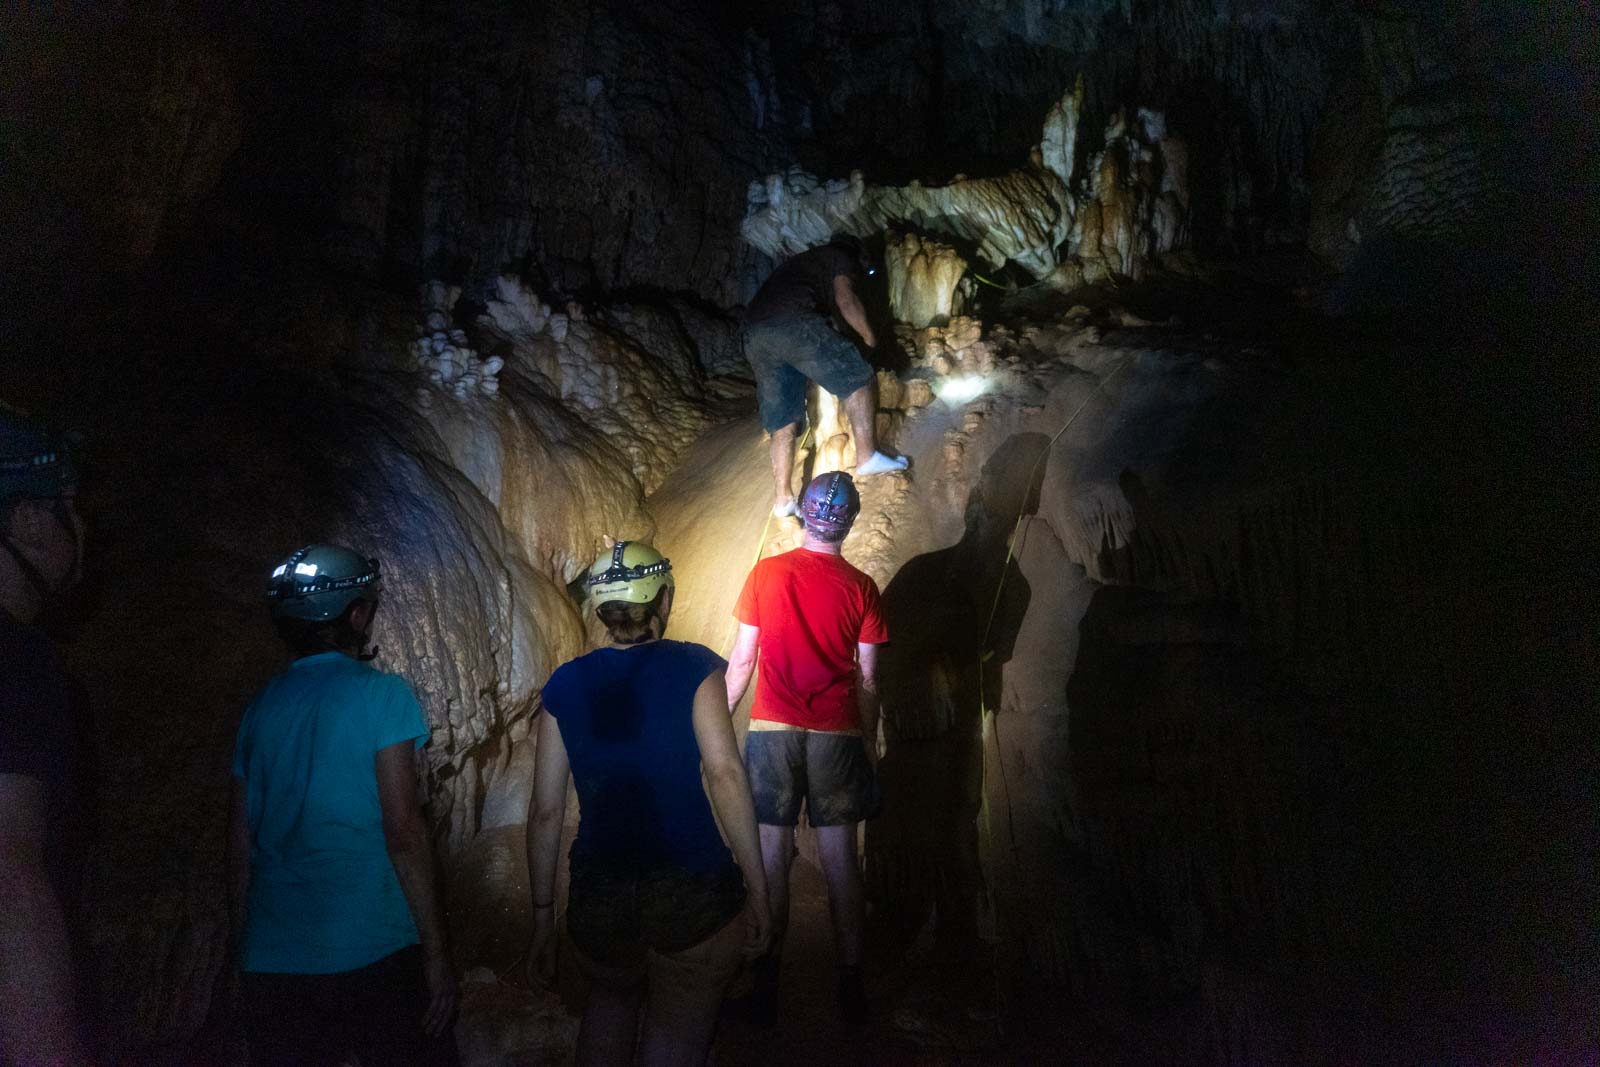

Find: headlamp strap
<box><xmin>590</xmin><ymin>541</ymin><xmax>671</xmax><ymax>587</ymax></box>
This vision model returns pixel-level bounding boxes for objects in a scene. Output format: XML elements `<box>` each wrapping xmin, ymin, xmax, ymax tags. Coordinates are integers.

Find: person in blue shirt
<box><xmin>526</xmin><ymin>540</ymin><xmax>771</xmax><ymax>1067</ymax></box>
<box><xmin>229</xmin><ymin>544</ymin><xmax>459</xmax><ymax>1066</ymax></box>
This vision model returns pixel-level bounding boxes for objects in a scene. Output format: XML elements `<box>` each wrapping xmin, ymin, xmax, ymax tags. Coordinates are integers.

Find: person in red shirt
<box><xmin>725</xmin><ymin>470</ymin><xmax>887</xmax><ymax>1025</ymax></box>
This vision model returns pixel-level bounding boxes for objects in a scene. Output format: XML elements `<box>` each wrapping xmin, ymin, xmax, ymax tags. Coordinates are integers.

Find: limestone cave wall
<box><xmin>0</xmin><ymin>0</ymin><xmax>1588</xmax><ymax>1062</ymax></box>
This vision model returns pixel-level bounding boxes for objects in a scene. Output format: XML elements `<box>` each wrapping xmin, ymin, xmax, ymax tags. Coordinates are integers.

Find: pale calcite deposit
<box><xmin>885</xmin><ymin>231</ymin><xmax>970</xmax><ymax>327</ymax></box>
<box><xmin>742</xmin><ymin>80</ymin><xmax>1188</xmax><ymax>285</ymax></box>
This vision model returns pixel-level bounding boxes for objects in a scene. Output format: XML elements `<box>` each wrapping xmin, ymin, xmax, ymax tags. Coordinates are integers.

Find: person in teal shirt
<box><xmin>229</xmin><ymin>544</ymin><xmax>458</xmax><ymax>1066</ymax></box>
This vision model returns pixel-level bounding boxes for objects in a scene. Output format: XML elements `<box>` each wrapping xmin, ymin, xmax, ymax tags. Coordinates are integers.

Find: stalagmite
<box><xmin>884</xmin><ymin>231</ymin><xmax>969</xmax><ymax>327</ymax></box>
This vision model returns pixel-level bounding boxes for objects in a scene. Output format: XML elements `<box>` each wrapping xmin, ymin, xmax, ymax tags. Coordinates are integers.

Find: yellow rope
<box><xmin>719</xmin><ymin>425</ymin><xmax>812</xmax><ymax>657</ymax></box>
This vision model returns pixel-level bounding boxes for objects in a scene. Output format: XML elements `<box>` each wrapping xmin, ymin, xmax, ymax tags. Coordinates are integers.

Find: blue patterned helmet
<box><xmin>800</xmin><ymin>470</ymin><xmax>860</xmax><ymax>535</ymax></box>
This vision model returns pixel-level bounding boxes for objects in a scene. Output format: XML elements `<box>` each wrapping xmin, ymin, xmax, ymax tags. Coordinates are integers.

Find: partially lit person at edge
<box><xmin>0</xmin><ymin>406</ymin><xmax>92</xmax><ymax>1066</ymax></box>
<box><xmin>526</xmin><ymin>539</ymin><xmax>771</xmax><ymax>1067</ymax></box>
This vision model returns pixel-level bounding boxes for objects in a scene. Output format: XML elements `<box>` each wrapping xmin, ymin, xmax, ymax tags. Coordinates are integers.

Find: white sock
<box><xmin>856</xmin><ymin>451</ymin><xmax>909</xmax><ymax>476</ymax></box>
<box><xmin>773</xmin><ymin>498</ymin><xmax>797</xmax><ymax>518</ymax></box>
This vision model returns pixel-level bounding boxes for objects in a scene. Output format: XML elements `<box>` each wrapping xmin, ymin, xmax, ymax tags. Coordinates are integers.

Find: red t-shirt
<box><xmin>733</xmin><ymin>547</ymin><xmax>889</xmax><ymax>731</ymax></box>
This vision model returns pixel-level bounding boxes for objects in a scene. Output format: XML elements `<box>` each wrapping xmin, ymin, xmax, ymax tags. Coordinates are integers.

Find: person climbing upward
<box><xmin>526</xmin><ymin>540</ymin><xmax>771</xmax><ymax>1067</ymax></box>
<box><xmin>724</xmin><ymin>470</ymin><xmax>887</xmax><ymax>1025</ymax></box>
<box><xmin>744</xmin><ymin>234</ymin><xmax>909</xmax><ymax>520</ymax></box>
<box><xmin>229</xmin><ymin>544</ymin><xmax>459</xmax><ymax>1066</ymax></box>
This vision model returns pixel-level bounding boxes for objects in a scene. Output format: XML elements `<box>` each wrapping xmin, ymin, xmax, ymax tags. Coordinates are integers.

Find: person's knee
<box><xmin>760</xmin><ymin>825</ymin><xmax>795</xmax><ymax>871</ymax></box>
<box><xmin>815</xmin><ymin>825</ymin><xmax>860</xmax><ymax>873</ymax></box>
<box><xmin>842</xmin><ymin>378</ymin><xmax>875</xmax><ymax>405</ymax></box>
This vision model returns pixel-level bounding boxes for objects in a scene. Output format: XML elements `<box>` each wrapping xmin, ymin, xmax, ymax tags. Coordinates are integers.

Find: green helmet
<box><xmin>587</xmin><ymin>541</ymin><xmax>672</xmax><ymax>605</ymax></box>
<box><xmin>265</xmin><ymin>544</ymin><xmax>381</xmax><ymax>621</ymax></box>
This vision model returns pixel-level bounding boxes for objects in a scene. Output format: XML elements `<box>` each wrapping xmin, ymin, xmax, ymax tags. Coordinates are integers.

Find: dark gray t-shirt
<box><xmin>746</xmin><ymin>245</ymin><xmax>859</xmax><ymax>325</ymax></box>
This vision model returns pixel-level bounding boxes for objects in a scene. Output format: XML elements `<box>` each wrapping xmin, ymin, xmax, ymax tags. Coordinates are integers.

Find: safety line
<box><xmin>973</xmin><ymin>354</ymin><xmax>1131</xmax><ymax>1031</ymax></box>
<box><xmin>968</xmin><ymin>269</ymin><xmax>1055</xmax><ymax>293</ymax></box>
<box><xmin>719</xmin><ymin>425</ymin><xmax>813</xmax><ymax>658</ymax></box>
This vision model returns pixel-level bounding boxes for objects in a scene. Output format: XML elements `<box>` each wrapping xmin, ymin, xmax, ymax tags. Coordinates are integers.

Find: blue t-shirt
<box><xmin>542</xmin><ymin>641</ymin><xmax>735</xmax><ymax>876</ymax></box>
<box><xmin>231</xmin><ymin>652</ymin><xmax>430</xmax><ymax>974</ymax></box>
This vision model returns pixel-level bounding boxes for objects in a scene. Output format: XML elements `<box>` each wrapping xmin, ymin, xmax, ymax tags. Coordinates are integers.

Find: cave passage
<box><xmin>0</xmin><ymin>3</ymin><xmax>1590</xmax><ymax>1065</ymax></box>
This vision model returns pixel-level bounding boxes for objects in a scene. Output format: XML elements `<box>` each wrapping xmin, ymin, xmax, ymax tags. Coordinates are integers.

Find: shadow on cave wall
<box><xmin>866</xmin><ymin>432</ymin><xmax>1047</xmax><ymax>954</ymax></box>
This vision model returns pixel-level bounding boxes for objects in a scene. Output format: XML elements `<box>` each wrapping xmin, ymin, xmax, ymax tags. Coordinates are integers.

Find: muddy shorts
<box><xmin>744</xmin><ymin>727</ymin><xmax>882</xmax><ymax>827</ymax></box>
<box><xmin>743</xmin><ymin>314</ymin><xmax>876</xmax><ymax>433</ymax></box>
<box><xmin>566</xmin><ymin>862</ymin><xmax>746</xmax><ymax>971</ymax></box>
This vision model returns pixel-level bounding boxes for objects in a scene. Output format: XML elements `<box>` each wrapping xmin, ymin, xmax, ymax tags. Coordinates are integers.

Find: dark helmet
<box><xmin>800</xmin><ymin>470</ymin><xmax>861</xmax><ymax>535</ymax></box>
<box><xmin>826</xmin><ymin>232</ymin><xmax>878</xmax><ymax>277</ymax></box>
<box><xmin>0</xmin><ymin>405</ymin><xmax>79</xmax><ymax>504</ymax></box>
<box><xmin>265</xmin><ymin>544</ymin><xmax>382</xmax><ymax>622</ymax></box>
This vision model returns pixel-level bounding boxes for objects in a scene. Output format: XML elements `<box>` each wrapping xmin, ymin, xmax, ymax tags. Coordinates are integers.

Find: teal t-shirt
<box><xmin>232</xmin><ymin>652</ymin><xmax>430</xmax><ymax>974</ymax></box>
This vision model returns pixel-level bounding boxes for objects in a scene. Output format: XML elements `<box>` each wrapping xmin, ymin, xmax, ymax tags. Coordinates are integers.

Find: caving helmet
<box><xmin>265</xmin><ymin>544</ymin><xmax>381</xmax><ymax>621</ymax></box>
<box><xmin>587</xmin><ymin>540</ymin><xmax>673</xmax><ymax>605</ymax></box>
<box><xmin>0</xmin><ymin>405</ymin><xmax>79</xmax><ymax>504</ymax></box>
<box><xmin>800</xmin><ymin>470</ymin><xmax>861</xmax><ymax>536</ymax></box>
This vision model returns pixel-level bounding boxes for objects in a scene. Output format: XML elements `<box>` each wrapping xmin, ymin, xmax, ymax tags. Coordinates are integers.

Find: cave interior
<box><xmin>0</xmin><ymin>1</ymin><xmax>1594</xmax><ymax>1064</ymax></box>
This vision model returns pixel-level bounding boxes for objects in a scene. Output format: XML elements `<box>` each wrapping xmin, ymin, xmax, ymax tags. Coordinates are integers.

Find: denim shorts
<box><xmin>744</xmin><ymin>728</ymin><xmax>881</xmax><ymax>827</ymax></box>
<box><xmin>743</xmin><ymin>314</ymin><xmax>877</xmax><ymax>433</ymax></box>
<box><xmin>565</xmin><ymin>862</ymin><xmax>746</xmax><ymax>968</ymax></box>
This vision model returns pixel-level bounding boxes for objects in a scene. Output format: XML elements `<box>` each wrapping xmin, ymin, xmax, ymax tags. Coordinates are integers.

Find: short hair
<box><xmin>805</xmin><ymin>521</ymin><xmax>850</xmax><ymax>544</ymax></box>
<box><xmin>596</xmin><ymin>586</ymin><xmax>668</xmax><ymax>644</ymax></box>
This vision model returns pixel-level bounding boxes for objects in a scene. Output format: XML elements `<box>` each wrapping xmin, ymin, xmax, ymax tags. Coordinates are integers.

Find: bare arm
<box><xmin>725</xmin><ymin>623</ymin><xmax>761</xmax><ymax>712</ymax></box>
<box><xmin>833</xmin><ymin>275</ymin><xmax>877</xmax><ymax>349</ymax></box>
<box><xmin>376</xmin><ymin>742</ymin><xmax>456</xmax><ymax>1036</ymax></box>
<box><xmin>226</xmin><ymin>777</ymin><xmax>251</xmax><ymax>953</ymax></box>
<box><xmin>856</xmin><ymin>642</ymin><xmax>882</xmax><ymax>766</ymax></box>
<box><xmin>524</xmin><ymin>710</ymin><xmax>570</xmax><ymax>908</ymax></box>
<box><xmin>0</xmin><ymin>774</ymin><xmax>87</xmax><ymax>1067</ymax></box>
<box><xmin>691</xmin><ymin>670</ymin><xmax>772</xmax><ymax>956</ymax></box>
<box><xmin>524</xmin><ymin>709</ymin><xmax>570</xmax><ymax>985</ymax></box>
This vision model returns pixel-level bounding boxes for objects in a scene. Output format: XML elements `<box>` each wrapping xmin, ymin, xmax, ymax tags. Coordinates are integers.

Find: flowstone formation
<box><xmin>741</xmin><ymin>81</ymin><xmax>1189</xmax><ymax>285</ymax></box>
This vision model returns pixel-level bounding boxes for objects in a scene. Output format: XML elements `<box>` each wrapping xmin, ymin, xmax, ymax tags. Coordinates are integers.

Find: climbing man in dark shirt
<box><xmin>744</xmin><ymin>234</ymin><xmax>909</xmax><ymax>519</ymax></box>
<box><xmin>0</xmin><ymin>404</ymin><xmax>91</xmax><ymax>1067</ymax></box>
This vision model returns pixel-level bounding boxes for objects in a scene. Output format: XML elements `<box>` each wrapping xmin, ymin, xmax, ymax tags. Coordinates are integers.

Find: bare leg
<box><xmin>814</xmin><ymin>823</ymin><xmax>865</xmax><ymax>967</ymax></box>
<box><xmin>769</xmin><ymin>423</ymin><xmax>799</xmax><ymax>514</ymax></box>
<box><xmin>844</xmin><ymin>382</ymin><xmax>908</xmax><ymax>477</ymax></box>
<box><xmin>841</xmin><ymin>381</ymin><xmax>879</xmax><ymax>459</ymax></box>
<box><xmin>577</xmin><ymin>982</ymin><xmax>643</xmax><ymax>1067</ymax></box>
<box><xmin>636</xmin><ymin>914</ymin><xmax>744</xmax><ymax>1067</ymax></box>
<box><xmin>759</xmin><ymin>824</ymin><xmax>795</xmax><ymax>958</ymax></box>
